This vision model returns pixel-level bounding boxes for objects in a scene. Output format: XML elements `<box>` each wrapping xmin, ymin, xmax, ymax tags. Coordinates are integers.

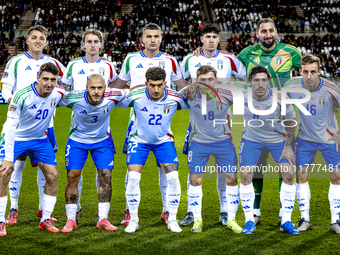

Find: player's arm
<box><xmin>110</xmin><ymin>55</ymin><xmax>132</xmax><ymax>89</ymax></box>
<box><xmin>192</xmin><ymin>47</ymin><xmax>203</xmax><ymax>57</ymax></box>
<box><xmin>61</xmin><ymin>61</ymin><xmax>75</xmax><ymax>89</ymax></box>
<box><xmin>1</xmin><ymin>60</ymin><xmax>16</xmax><ymax>104</ymax></box>
<box><xmin>289</xmin><ymin>46</ymin><xmax>302</xmax><ymax>70</ymax></box>
<box><xmin>231</xmin><ymin>56</ymin><xmax>247</xmax><ymax>81</ymax></box>
<box><xmin>279</xmin><ymin>103</ymin><xmax>297</xmax><ymax>164</ymax></box>
<box><xmin>177</xmin><ymin>87</ymin><xmax>190</xmax><ymax>109</ymax></box>
<box><xmin>0</xmin><ymin>99</ymin><xmax>21</xmax><ymax>176</ymax></box>
<box><xmin>108</xmin><ymin>77</ymin><xmax>128</xmax><ymax>89</ymax></box>
<box><xmin>173</xmin><ymin>77</ymin><xmax>187</xmax><ymax>90</ymax></box>
<box><xmin>2</xmin><ymin>82</ymin><xmax>13</xmax><ymax>103</ymax></box>
<box><xmin>106</xmin><ymin>88</ymin><xmax>130</xmax><ymax>106</ymax></box>
<box><xmin>116</xmin><ymin>87</ymin><xmax>144</xmax><ymax>108</ymax></box>
<box><xmin>329</xmin><ymin>88</ymin><xmax>340</xmax><ymax>151</ymax></box>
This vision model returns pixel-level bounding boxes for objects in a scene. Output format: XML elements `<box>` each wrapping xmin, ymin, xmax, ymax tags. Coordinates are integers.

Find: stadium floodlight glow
<box><xmin>200</xmin><ymin>85</ymin><xmax>312</xmax><ymax>116</ymax></box>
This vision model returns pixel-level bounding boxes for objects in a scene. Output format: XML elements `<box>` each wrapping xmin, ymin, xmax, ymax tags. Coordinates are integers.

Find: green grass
<box><xmin>0</xmin><ymin>104</ymin><xmax>339</xmax><ymax>254</ymax></box>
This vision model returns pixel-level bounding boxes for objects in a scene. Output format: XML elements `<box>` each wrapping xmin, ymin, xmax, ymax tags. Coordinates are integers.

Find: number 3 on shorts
<box><xmin>65</xmin><ymin>145</ymin><xmax>71</xmax><ymax>156</ymax></box>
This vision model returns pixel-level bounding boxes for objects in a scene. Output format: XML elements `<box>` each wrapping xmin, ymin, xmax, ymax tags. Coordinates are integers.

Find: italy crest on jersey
<box><xmin>319</xmin><ymin>96</ymin><xmax>325</xmax><ymax>106</ymax></box>
<box><xmin>51</xmin><ymin>98</ymin><xmax>56</xmax><ymax>107</ymax></box>
<box><xmin>99</xmin><ymin>67</ymin><xmax>105</xmax><ymax>76</ymax></box>
<box><xmin>217</xmin><ymin>60</ymin><xmax>223</xmax><ymax>70</ymax></box>
<box><xmin>103</xmin><ymin>107</ymin><xmax>109</xmax><ymax>113</ymax></box>
<box><xmin>164</xmin><ymin>105</ymin><xmax>170</xmax><ymax>114</ymax></box>
<box><xmin>276</xmin><ymin>56</ymin><xmax>282</xmax><ymax>65</ymax></box>
<box><xmin>159</xmin><ymin>61</ymin><xmax>165</xmax><ymax>69</ymax></box>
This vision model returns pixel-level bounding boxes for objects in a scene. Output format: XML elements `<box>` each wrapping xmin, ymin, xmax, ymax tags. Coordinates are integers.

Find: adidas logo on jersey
<box><xmin>195</xmin><ymin>63</ymin><xmax>201</xmax><ymax>68</ymax></box>
<box><xmin>28</xmin><ymin>104</ymin><xmax>37</xmax><ymax>109</ymax></box>
<box><xmin>25</xmin><ymin>66</ymin><xmax>32</xmax><ymax>70</ymax></box>
<box><xmin>174</xmin><ymin>157</ymin><xmax>178</xmax><ymax>162</ymax></box>
<box><xmin>194</xmin><ymin>104</ymin><xmax>201</xmax><ymax>108</ymax></box>
<box><xmin>80</xmin><ymin>110</ymin><xmax>88</xmax><ymax>114</ymax></box>
<box><xmin>136</xmin><ymin>63</ymin><xmax>143</xmax><ymax>68</ymax></box>
<box><xmin>78</xmin><ymin>69</ymin><xmax>85</xmax><ymax>74</ymax></box>
<box><xmin>140</xmin><ymin>107</ymin><xmax>148</xmax><ymax>112</ymax></box>
<box><xmin>108</xmin><ymin>161</ymin><xmax>114</xmax><ymax>166</ymax></box>
<box><xmin>53</xmin><ymin>145</ymin><xmax>58</xmax><ymax>151</ymax></box>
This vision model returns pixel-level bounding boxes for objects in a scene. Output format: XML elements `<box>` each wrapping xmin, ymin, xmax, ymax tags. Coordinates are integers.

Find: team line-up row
<box><xmin>0</xmin><ymin>20</ymin><xmax>339</xmax><ymax>236</ymax></box>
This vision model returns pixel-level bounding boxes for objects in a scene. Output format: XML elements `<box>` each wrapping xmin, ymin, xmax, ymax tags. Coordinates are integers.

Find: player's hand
<box><xmin>0</xmin><ymin>160</ymin><xmax>14</xmax><ymax>177</ymax></box>
<box><xmin>184</xmin><ymin>82</ymin><xmax>200</xmax><ymax>100</ymax></box>
<box><xmin>329</xmin><ymin>130</ymin><xmax>340</xmax><ymax>152</ymax></box>
<box><xmin>192</xmin><ymin>47</ymin><xmax>203</xmax><ymax>57</ymax></box>
<box><xmin>8</xmin><ymin>98</ymin><xmax>12</xmax><ymax>104</ymax></box>
<box><xmin>279</xmin><ymin>146</ymin><xmax>296</xmax><ymax>165</ymax></box>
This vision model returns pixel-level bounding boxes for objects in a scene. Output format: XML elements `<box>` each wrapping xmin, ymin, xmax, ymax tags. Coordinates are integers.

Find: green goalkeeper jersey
<box><xmin>237</xmin><ymin>42</ymin><xmax>302</xmax><ymax>89</ymax></box>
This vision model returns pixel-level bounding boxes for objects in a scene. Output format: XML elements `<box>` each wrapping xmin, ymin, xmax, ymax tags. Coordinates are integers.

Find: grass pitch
<box><xmin>0</xmin><ymin>104</ymin><xmax>339</xmax><ymax>254</ymax></box>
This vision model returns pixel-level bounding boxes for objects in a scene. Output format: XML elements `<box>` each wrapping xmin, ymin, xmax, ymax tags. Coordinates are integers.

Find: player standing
<box><xmin>238</xmin><ymin>66</ymin><xmax>298</xmax><ymax>234</ymax></box>
<box><xmin>61</xmin><ymin>29</ymin><xmax>117</xmax><ymax>222</ymax></box>
<box><xmin>237</xmin><ymin>18</ymin><xmax>302</xmax><ymax>224</ymax></box>
<box><xmin>184</xmin><ymin>65</ymin><xmax>242</xmax><ymax>233</ymax></box>
<box><xmin>1</xmin><ymin>25</ymin><xmax>65</xmax><ymax>224</ymax></box>
<box><xmin>0</xmin><ymin>63</ymin><xmax>65</xmax><ymax>236</ymax></box>
<box><xmin>284</xmin><ymin>54</ymin><xmax>340</xmax><ymax>234</ymax></box>
<box><xmin>180</xmin><ymin>24</ymin><xmax>246</xmax><ymax>227</ymax></box>
<box><xmin>59</xmin><ymin>74</ymin><xmax>129</xmax><ymax>233</ymax></box>
<box><xmin>120</xmin><ymin>67</ymin><xmax>188</xmax><ymax>233</ymax></box>
<box><xmin>111</xmin><ymin>23</ymin><xmax>186</xmax><ymax>225</ymax></box>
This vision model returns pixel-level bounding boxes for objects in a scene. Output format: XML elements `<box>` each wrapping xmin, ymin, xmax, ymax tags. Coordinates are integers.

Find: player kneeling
<box><xmin>0</xmin><ymin>63</ymin><xmax>65</xmax><ymax>236</ymax></box>
<box><xmin>59</xmin><ymin>74</ymin><xmax>129</xmax><ymax>233</ymax></box>
<box><xmin>121</xmin><ymin>67</ymin><xmax>188</xmax><ymax>233</ymax></box>
<box><xmin>239</xmin><ymin>66</ymin><xmax>299</xmax><ymax>234</ymax></box>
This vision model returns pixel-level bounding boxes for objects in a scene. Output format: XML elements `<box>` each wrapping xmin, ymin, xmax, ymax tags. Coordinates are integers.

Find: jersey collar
<box><xmin>200</xmin><ymin>50</ymin><xmax>219</xmax><ymax>58</ymax></box>
<box><xmin>84</xmin><ymin>91</ymin><xmax>104</xmax><ymax>105</ymax></box>
<box><xmin>301</xmin><ymin>78</ymin><xmax>323</xmax><ymax>92</ymax></box>
<box><xmin>82</xmin><ymin>56</ymin><xmax>102</xmax><ymax>63</ymax></box>
<box><xmin>145</xmin><ymin>87</ymin><xmax>168</xmax><ymax>101</ymax></box>
<box><xmin>24</xmin><ymin>51</ymin><xmax>44</xmax><ymax>60</ymax></box>
<box><xmin>140</xmin><ymin>51</ymin><xmax>162</xmax><ymax>58</ymax></box>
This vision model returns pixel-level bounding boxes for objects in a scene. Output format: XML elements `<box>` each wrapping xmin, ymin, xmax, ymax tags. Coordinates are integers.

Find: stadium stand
<box><xmin>1</xmin><ymin>0</ymin><xmax>340</xmax><ymax>104</ymax></box>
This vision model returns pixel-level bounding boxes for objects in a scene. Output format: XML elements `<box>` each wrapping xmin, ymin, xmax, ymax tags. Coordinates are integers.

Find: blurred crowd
<box><xmin>1</xmin><ymin>0</ymin><xmax>340</xmax><ymax>77</ymax></box>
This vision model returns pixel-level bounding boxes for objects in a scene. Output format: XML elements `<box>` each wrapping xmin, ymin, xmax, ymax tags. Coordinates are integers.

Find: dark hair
<box><xmin>256</xmin><ymin>18</ymin><xmax>276</xmax><ymax>31</ymax></box>
<box><xmin>27</xmin><ymin>25</ymin><xmax>48</xmax><ymax>38</ymax></box>
<box><xmin>201</xmin><ymin>24</ymin><xmax>220</xmax><ymax>35</ymax></box>
<box><xmin>196</xmin><ymin>65</ymin><xmax>217</xmax><ymax>78</ymax></box>
<box><xmin>145</xmin><ymin>67</ymin><xmax>166</xmax><ymax>82</ymax></box>
<box><xmin>248</xmin><ymin>65</ymin><xmax>270</xmax><ymax>82</ymax></box>
<box><xmin>142</xmin><ymin>23</ymin><xmax>162</xmax><ymax>36</ymax></box>
<box><xmin>301</xmin><ymin>54</ymin><xmax>321</xmax><ymax>70</ymax></box>
<box><xmin>39</xmin><ymin>62</ymin><xmax>59</xmax><ymax>77</ymax></box>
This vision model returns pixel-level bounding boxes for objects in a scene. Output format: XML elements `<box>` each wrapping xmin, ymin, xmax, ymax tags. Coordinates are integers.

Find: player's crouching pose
<box><xmin>0</xmin><ymin>63</ymin><xmax>65</xmax><ymax>236</ymax></box>
<box><xmin>285</xmin><ymin>54</ymin><xmax>340</xmax><ymax>235</ymax></box>
<box><xmin>120</xmin><ymin>67</ymin><xmax>188</xmax><ymax>233</ymax></box>
<box><xmin>239</xmin><ymin>66</ymin><xmax>298</xmax><ymax>234</ymax></box>
<box><xmin>184</xmin><ymin>65</ymin><xmax>242</xmax><ymax>233</ymax></box>
<box><xmin>59</xmin><ymin>74</ymin><xmax>129</xmax><ymax>233</ymax></box>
